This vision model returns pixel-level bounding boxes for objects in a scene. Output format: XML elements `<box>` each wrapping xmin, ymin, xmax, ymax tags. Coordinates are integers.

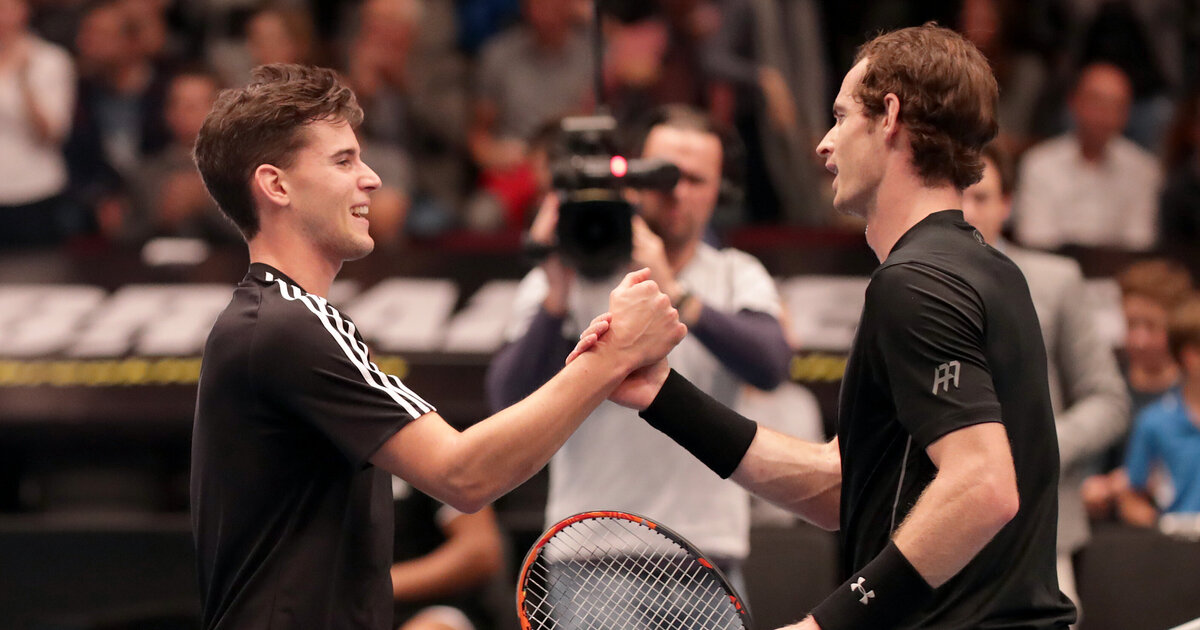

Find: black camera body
<box><xmin>551</xmin><ymin>115</ymin><xmax>679</xmax><ymax>279</ymax></box>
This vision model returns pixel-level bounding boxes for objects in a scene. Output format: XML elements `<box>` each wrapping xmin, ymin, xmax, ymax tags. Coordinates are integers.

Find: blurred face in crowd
<box><xmin>817</xmin><ymin>59</ymin><xmax>885</xmax><ymax>219</ymax></box>
<box><xmin>361</xmin><ymin>0</ymin><xmax>418</xmax><ymax>51</ymax></box>
<box><xmin>636</xmin><ymin>124</ymin><xmax>722</xmax><ymax>252</ymax></box>
<box><xmin>275</xmin><ymin>120</ymin><xmax>382</xmax><ymax>263</ymax></box>
<box><xmin>248</xmin><ymin>10</ymin><xmax>307</xmax><ymax>66</ymax></box>
<box><xmin>961</xmin><ymin>155</ymin><xmax>1009</xmax><ymax>244</ymax></box>
<box><xmin>76</xmin><ymin>4</ymin><xmax>136</xmax><ymax>71</ymax></box>
<box><xmin>959</xmin><ymin>0</ymin><xmax>1001</xmax><ymax>55</ymax></box>
<box><xmin>1124</xmin><ymin>295</ymin><xmax>1173</xmax><ymax>371</ymax></box>
<box><xmin>1069</xmin><ymin>63</ymin><xmax>1132</xmax><ymax>153</ymax></box>
<box><xmin>524</xmin><ymin>0</ymin><xmax>574</xmax><ymax>45</ymax></box>
<box><xmin>0</xmin><ymin>0</ymin><xmax>29</xmax><ymax>43</ymax></box>
<box><xmin>166</xmin><ymin>74</ymin><xmax>220</xmax><ymax>146</ymax></box>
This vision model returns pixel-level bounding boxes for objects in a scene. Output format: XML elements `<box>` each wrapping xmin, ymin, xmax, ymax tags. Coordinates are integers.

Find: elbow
<box><xmin>439</xmin><ymin>464</ymin><xmax>498</xmax><ymax>514</ymax></box>
<box><xmin>976</xmin><ymin>472</ymin><xmax>1020</xmax><ymax>532</ymax></box>
<box><xmin>442</xmin><ymin>490</ymin><xmax>490</xmax><ymax>516</ymax></box>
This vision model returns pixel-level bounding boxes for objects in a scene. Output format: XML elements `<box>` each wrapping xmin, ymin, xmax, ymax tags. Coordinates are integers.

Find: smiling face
<box><xmin>281</xmin><ymin>120</ymin><xmax>381</xmax><ymax>263</ymax></box>
<box><xmin>816</xmin><ymin>59</ymin><xmax>886</xmax><ymax>219</ymax></box>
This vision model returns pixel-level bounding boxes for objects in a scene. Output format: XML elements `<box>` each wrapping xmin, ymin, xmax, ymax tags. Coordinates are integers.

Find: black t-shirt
<box><xmin>837</xmin><ymin>211</ymin><xmax>1076</xmax><ymax>629</ymax></box>
<box><xmin>191</xmin><ymin>263</ymin><xmax>434</xmax><ymax>630</ymax></box>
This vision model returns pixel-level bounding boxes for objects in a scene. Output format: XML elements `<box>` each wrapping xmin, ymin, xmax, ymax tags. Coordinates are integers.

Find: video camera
<box><xmin>546</xmin><ymin>115</ymin><xmax>680</xmax><ymax>279</ymax></box>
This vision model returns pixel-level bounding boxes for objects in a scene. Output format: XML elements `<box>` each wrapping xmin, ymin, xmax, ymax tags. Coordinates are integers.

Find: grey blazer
<box><xmin>1005</xmin><ymin>243</ymin><xmax>1131</xmax><ymax>553</ymax></box>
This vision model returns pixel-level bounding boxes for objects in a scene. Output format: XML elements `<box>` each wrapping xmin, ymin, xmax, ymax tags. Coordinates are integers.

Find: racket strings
<box><xmin>522</xmin><ymin>517</ymin><xmax>746</xmax><ymax>630</ymax></box>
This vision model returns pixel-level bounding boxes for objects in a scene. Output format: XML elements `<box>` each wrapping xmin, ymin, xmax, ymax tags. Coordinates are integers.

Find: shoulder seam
<box><xmin>263</xmin><ymin>277</ymin><xmax>435</xmax><ymax>418</ymax></box>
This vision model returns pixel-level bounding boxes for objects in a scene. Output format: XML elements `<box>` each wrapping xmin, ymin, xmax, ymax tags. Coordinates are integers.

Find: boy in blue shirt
<box><xmin>1120</xmin><ymin>295</ymin><xmax>1200</xmax><ymax>525</ymax></box>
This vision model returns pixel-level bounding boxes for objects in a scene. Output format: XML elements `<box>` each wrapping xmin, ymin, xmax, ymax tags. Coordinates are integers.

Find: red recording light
<box><xmin>610</xmin><ymin>156</ymin><xmax>628</xmax><ymax>177</ymax></box>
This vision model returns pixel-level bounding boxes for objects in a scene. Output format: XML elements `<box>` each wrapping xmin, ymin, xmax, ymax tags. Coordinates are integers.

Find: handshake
<box><xmin>567</xmin><ymin>267</ymin><xmax>688</xmax><ymax>409</ymax></box>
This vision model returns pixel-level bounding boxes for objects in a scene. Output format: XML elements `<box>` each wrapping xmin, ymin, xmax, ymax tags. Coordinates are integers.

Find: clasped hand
<box><xmin>565</xmin><ymin>268</ymin><xmax>685</xmax><ymax>410</ymax></box>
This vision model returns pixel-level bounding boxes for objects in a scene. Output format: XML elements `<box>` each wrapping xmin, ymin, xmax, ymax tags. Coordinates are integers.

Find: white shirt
<box><xmin>504</xmin><ymin>243</ymin><xmax>783</xmax><ymax>560</ymax></box>
<box><xmin>1014</xmin><ymin>134</ymin><xmax>1161</xmax><ymax>251</ymax></box>
<box><xmin>0</xmin><ymin>36</ymin><xmax>74</xmax><ymax>204</ymax></box>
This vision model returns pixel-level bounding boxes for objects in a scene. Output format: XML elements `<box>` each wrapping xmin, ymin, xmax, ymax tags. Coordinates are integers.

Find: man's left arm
<box><xmin>789</xmin><ymin>424</ymin><xmax>1017</xmax><ymax>630</ymax></box>
<box><xmin>892</xmin><ymin>422</ymin><xmax>1018</xmax><ymax>585</ymax></box>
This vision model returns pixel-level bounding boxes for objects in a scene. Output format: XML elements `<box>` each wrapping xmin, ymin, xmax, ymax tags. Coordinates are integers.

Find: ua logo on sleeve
<box><xmin>932</xmin><ymin>360</ymin><xmax>961</xmax><ymax>394</ymax></box>
<box><xmin>850</xmin><ymin>577</ymin><xmax>876</xmax><ymax>605</ymax></box>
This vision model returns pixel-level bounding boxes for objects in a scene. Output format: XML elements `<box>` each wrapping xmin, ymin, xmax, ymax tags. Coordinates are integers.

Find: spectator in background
<box><xmin>344</xmin><ymin>0</ymin><xmax>470</xmax><ymax>240</ymax></box>
<box><xmin>1082</xmin><ymin>259</ymin><xmax>1194</xmax><ymax>521</ymax></box>
<box><xmin>389</xmin><ymin>477</ymin><xmax>502</xmax><ymax>630</ymax></box>
<box><xmin>1116</xmin><ymin>261</ymin><xmax>1195</xmax><ymax>421</ymax></box>
<box><xmin>1045</xmin><ymin>0</ymin><xmax>1185</xmax><ymax>153</ymax></box>
<box><xmin>602</xmin><ymin>0</ymin><xmax>721</xmax><ymax>125</ymax></box>
<box><xmin>486</xmin><ymin>105</ymin><xmax>792</xmax><ymax>588</ymax></box>
<box><xmin>211</xmin><ymin>5</ymin><xmax>318</xmax><ymax>89</ymax></box>
<box><xmin>1116</xmin><ymin>295</ymin><xmax>1200</xmax><ymax>528</ymax></box>
<box><xmin>0</xmin><ymin>0</ymin><xmax>75</xmax><ymax>248</ymax></box>
<box><xmin>124</xmin><ymin>67</ymin><xmax>239</xmax><ymax>244</ymax></box>
<box><xmin>64</xmin><ymin>0</ymin><xmax>171</xmax><ymax>241</ymax></box>
<box><xmin>466</xmin><ymin>0</ymin><xmax>590</xmax><ymax>231</ymax></box>
<box><xmin>1159</xmin><ymin>90</ymin><xmax>1200</xmax><ymax>256</ymax></box>
<box><xmin>962</xmin><ymin>142</ymin><xmax>1130</xmax><ymax>620</ymax></box>
<box><xmin>957</xmin><ymin>0</ymin><xmax>1049</xmax><ymax>157</ymax></box>
<box><xmin>1013</xmin><ymin>63</ymin><xmax>1161</xmax><ymax>251</ymax></box>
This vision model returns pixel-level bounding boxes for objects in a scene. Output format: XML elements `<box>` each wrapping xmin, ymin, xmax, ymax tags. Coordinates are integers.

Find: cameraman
<box><xmin>485</xmin><ymin>104</ymin><xmax>791</xmax><ymax>583</ymax></box>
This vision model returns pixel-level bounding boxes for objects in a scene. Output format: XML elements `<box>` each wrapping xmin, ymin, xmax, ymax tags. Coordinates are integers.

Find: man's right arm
<box><xmin>373</xmin><ymin>270</ymin><xmax>686</xmax><ymax>514</ymax></box>
<box><xmin>565</xmin><ymin>319</ymin><xmax>842</xmax><ymax>529</ymax></box>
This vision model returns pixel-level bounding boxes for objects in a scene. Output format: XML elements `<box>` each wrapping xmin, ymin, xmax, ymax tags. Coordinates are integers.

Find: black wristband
<box><xmin>809</xmin><ymin>541</ymin><xmax>935</xmax><ymax>630</ymax></box>
<box><xmin>638</xmin><ymin>369</ymin><xmax>758</xmax><ymax>478</ymax></box>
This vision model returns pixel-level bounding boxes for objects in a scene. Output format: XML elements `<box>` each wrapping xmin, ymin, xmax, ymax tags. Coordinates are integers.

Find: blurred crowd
<box><xmin>0</xmin><ymin>0</ymin><xmax>1196</xmax><ymax>254</ymax></box>
<box><xmin>2</xmin><ymin>1</ymin><xmax>1200</xmax><ymax>626</ymax></box>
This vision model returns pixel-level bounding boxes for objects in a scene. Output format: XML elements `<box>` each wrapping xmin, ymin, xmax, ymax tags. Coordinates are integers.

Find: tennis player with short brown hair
<box><xmin>572</xmin><ymin>24</ymin><xmax>1076</xmax><ymax>629</ymax></box>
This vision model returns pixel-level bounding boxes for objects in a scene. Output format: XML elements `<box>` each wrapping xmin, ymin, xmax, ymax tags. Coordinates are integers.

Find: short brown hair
<box><xmin>854</xmin><ymin>23</ymin><xmax>999</xmax><ymax>190</ymax></box>
<box><xmin>193</xmin><ymin>64</ymin><xmax>363</xmax><ymax>239</ymax></box>
<box><xmin>1118</xmin><ymin>259</ymin><xmax>1194</xmax><ymax>309</ymax></box>
<box><xmin>1167</xmin><ymin>294</ymin><xmax>1200</xmax><ymax>363</ymax></box>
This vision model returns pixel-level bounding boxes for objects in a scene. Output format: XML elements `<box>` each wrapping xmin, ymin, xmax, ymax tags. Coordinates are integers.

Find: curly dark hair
<box><xmin>193</xmin><ymin>64</ymin><xmax>363</xmax><ymax>239</ymax></box>
<box><xmin>853</xmin><ymin>24</ymin><xmax>999</xmax><ymax>190</ymax></box>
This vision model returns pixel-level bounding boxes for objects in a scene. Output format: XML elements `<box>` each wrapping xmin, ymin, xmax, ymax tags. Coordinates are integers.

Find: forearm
<box><xmin>485</xmin><ymin>308</ymin><xmax>572</xmax><ymax>410</ymax></box>
<box><xmin>639</xmin><ymin>370</ymin><xmax>839</xmax><ymax>526</ymax></box>
<box><xmin>452</xmin><ymin>349</ymin><xmax>630</xmax><ymax>509</ymax></box>
<box><xmin>690</xmin><ymin>308</ymin><xmax>791</xmax><ymax>389</ymax></box>
<box><xmin>1115</xmin><ymin>488</ymin><xmax>1159</xmax><ymax>528</ymax></box>
<box><xmin>892</xmin><ymin>463</ymin><xmax>1017</xmax><ymax>587</ymax></box>
<box><xmin>391</xmin><ymin>513</ymin><xmax>503</xmax><ymax>600</ymax></box>
<box><xmin>730</xmin><ymin>430</ymin><xmax>841</xmax><ymax>530</ymax></box>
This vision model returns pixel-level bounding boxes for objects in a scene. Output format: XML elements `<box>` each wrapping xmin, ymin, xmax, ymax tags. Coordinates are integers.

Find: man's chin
<box><xmin>344</xmin><ymin>237</ymin><xmax>375</xmax><ymax>261</ymax></box>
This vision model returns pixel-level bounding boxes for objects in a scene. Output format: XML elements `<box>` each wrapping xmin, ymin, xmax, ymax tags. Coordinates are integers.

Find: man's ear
<box><xmin>253</xmin><ymin>164</ymin><xmax>289</xmax><ymax>208</ymax></box>
<box><xmin>882</xmin><ymin>93</ymin><xmax>902</xmax><ymax>142</ymax></box>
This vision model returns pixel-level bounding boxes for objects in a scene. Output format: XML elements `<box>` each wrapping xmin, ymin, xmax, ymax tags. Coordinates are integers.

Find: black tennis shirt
<box><xmin>837</xmin><ymin>211</ymin><xmax>1076</xmax><ymax>628</ymax></box>
<box><xmin>191</xmin><ymin>263</ymin><xmax>434</xmax><ymax>630</ymax></box>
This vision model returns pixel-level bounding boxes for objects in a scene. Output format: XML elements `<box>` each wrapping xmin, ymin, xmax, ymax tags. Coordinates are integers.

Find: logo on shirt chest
<box><xmin>932</xmin><ymin>360</ymin><xmax>961</xmax><ymax>394</ymax></box>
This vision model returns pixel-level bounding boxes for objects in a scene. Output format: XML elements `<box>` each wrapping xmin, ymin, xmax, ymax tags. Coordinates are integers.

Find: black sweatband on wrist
<box><xmin>809</xmin><ymin>541</ymin><xmax>935</xmax><ymax>630</ymax></box>
<box><xmin>638</xmin><ymin>369</ymin><xmax>757</xmax><ymax>478</ymax></box>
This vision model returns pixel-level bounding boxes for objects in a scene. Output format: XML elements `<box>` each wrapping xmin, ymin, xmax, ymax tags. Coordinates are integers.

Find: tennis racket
<box><xmin>516</xmin><ymin>510</ymin><xmax>753</xmax><ymax>630</ymax></box>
